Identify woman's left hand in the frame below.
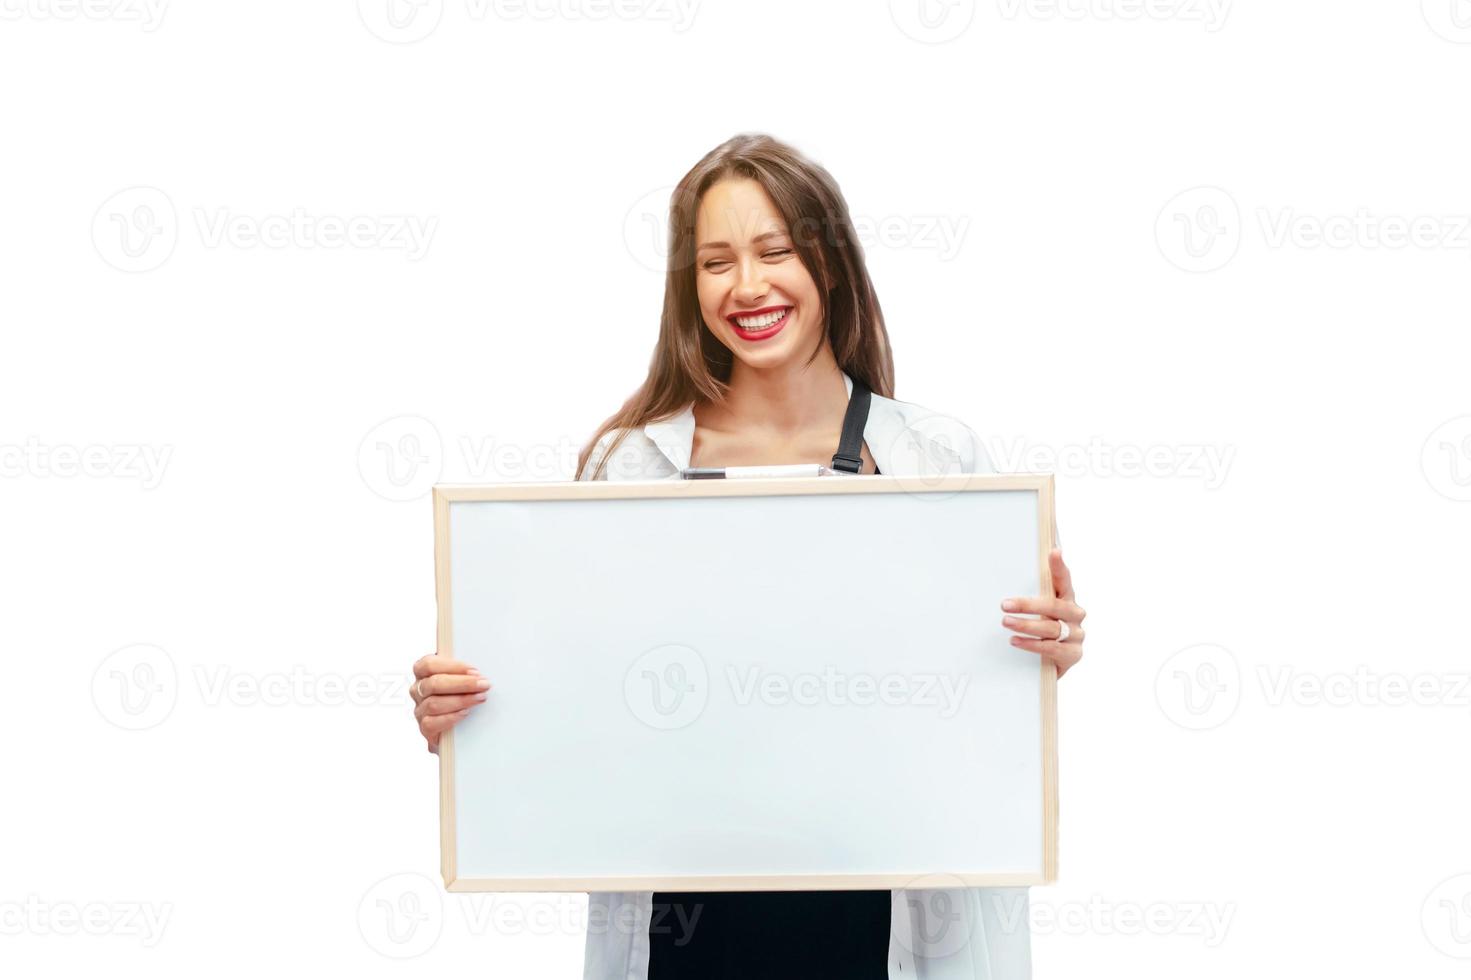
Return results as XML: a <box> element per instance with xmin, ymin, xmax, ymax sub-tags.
<box><xmin>1000</xmin><ymin>548</ymin><xmax>1085</xmax><ymax>679</ymax></box>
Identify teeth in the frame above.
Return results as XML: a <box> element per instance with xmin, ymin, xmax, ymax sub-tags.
<box><xmin>734</xmin><ymin>308</ymin><xmax>788</xmax><ymax>329</ymax></box>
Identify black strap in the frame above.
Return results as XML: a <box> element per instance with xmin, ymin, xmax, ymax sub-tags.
<box><xmin>830</xmin><ymin>375</ymin><xmax>872</xmax><ymax>474</ymax></box>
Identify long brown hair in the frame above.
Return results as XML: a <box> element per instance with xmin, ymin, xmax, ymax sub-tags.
<box><xmin>576</xmin><ymin>133</ymin><xmax>896</xmax><ymax>480</ymax></box>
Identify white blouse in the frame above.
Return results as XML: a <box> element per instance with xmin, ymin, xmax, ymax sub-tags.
<box><xmin>578</xmin><ymin>371</ymin><xmax>1035</xmax><ymax>980</ymax></box>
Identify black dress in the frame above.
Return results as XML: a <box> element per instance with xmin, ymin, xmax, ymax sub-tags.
<box><xmin>649</xmin><ymin>459</ymin><xmax>889</xmax><ymax>979</ymax></box>
<box><xmin>646</xmin><ymin>889</ymin><xmax>891</xmax><ymax>979</ymax></box>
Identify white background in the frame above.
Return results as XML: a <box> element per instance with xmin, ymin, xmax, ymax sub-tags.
<box><xmin>2</xmin><ymin>1</ymin><xmax>1469</xmax><ymax>977</ymax></box>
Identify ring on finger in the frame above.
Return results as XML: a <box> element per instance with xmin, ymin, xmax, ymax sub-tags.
<box><xmin>414</xmin><ymin>678</ymin><xmax>427</xmax><ymax>699</ymax></box>
<box><xmin>1057</xmin><ymin>620</ymin><xmax>1071</xmax><ymax>642</ymax></box>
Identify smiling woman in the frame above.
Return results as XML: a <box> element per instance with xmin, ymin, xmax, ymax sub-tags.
<box><xmin>410</xmin><ymin>132</ymin><xmax>1086</xmax><ymax>980</ymax></box>
<box><xmin>575</xmin><ymin>133</ymin><xmax>896</xmax><ymax>481</ymax></box>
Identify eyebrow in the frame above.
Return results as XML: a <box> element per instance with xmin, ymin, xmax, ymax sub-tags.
<box><xmin>696</xmin><ymin>229</ymin><xmax>791</xmax><ymax>253</ymax></box>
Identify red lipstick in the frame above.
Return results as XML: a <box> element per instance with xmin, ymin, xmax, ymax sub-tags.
<box><xmin>725</xmin><ymin>305</ymin><xmax>792</xmax><ymax>342</ymax></box>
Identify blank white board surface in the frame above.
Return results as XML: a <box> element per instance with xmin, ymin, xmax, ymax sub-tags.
<box><xmin>434</xmin><ymin>473</ymin><xmax>1057</xmax><ymax>892</ymax></box>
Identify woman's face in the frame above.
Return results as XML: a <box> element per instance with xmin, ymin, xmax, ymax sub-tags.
<box><xmin>693</xmin><ymin>177</ymin><xmax>825</xmax><ymax>371</ymax></box>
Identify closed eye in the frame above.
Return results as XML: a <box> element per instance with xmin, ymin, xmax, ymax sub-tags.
<box><xmin>701</xmin><ymin>249</ymin><xmax>793</xmax><ymax>272</ymax></box>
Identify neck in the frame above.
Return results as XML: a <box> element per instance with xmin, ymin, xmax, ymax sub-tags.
<box><xmin>708</xmin><ymin>343</ymin><xmax>848</xmax><ymax>437</ymax></box>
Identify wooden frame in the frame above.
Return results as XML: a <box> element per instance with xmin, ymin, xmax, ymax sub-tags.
<box><xmin>434</xmin><ymin>472</ymin><xmax>1057</xmax><ymax>892</ymax></box>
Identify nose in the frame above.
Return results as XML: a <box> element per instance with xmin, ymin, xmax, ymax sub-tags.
<box><xmin>731</xmin><ymin>255</ymin><xmax>769</xmax><ymax>304</ymax></box>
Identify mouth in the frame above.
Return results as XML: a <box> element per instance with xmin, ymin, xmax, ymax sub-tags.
<box><xmin>725</xmin><ymin>305</ymin><xmax>792</xmax><ymax>342</ymax></box>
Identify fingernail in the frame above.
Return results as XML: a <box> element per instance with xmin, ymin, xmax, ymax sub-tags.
<box><xmin>468</xmin><ymin>667</ymin><xmax>481</xmax><ymax>675</ymax></box>
<box><xmin>1001</xmin><ymin>599</ymin><xmax>1018</xmax><ymax>611</ymax></box>
<box><xmin>475</xmin><ymin>678</ymin><xmax>491</xmax><ymax>689</ymax></box>
<box><xmin>1010</xmin><ymin>636</ymin><xmax>1022</xmax><ymax>645</ymax></box>
<box><xmin>1002</xmin><ymin>616</ymin><xmax>1016</xmax><ymax>627</ymax></box>
<box><xmin>473</xmin><ymin>693</ymin><xmax>488</xmax><ymax>702</ymax></box>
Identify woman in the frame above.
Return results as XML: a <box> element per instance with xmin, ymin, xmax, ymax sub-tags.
<box><xmin>410</xmin><ymin>133</ymin><xmax>1086</xmax><ymax>979</ymax></box>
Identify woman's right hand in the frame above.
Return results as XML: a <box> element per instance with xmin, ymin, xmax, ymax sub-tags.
<box><xmin>411</xmin><ymin>654</ymin><xmax>492</xmax><ymax>754</ymax></box>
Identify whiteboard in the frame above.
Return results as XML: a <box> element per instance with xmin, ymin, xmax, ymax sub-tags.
<box><xmin>433</xmin><ymin>473</ymin><xmax>1057</xmax><ymax>892</ymax></box>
